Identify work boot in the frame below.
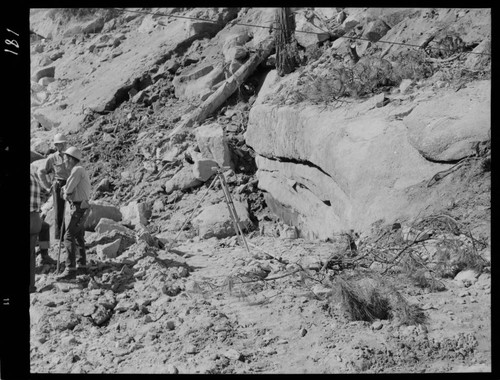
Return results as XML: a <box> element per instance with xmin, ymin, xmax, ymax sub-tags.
<box><xmin>56</xmin><ymin>268</ymin><xmax>76</xmax><ymax>281</ymax></box>
<box><xmin>40</xmin><ymin>250</ymin><xmax>57</xmax><ymax>265</ymax></box>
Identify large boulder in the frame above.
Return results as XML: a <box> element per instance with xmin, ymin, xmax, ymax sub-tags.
<box><xmin>96</xmin><ymin>238</ymin><xmax>121</xmax><ymax>260</ymax></box>
<box><xmin>31</xmin><ymin>66</ymin><xmax>55</xmax><ymax>82</ymax></box>
<box><xmin>31</xmin><ymin>106</ymin><xmax>66</xmax><ymax>131</ymax></box>
<box><xmin>222</xmin><ymin>31</ymin><xmax>251</xmax><ymax>57</ymax></box>
<box><xmin>120</xmin><ymin>200</ymin><xmax>153</xmax><ymax>228</ymax></box>
<box><xmin>363</xmin><ymin>19</ymin><xmax>391</xmax><ymax>42</ymax></box>
<box><xmin>85</xmin><ymin>201</ymin><xmax>122</xmax><ymax>231</ymax></box>
<box><xmin>191</xmin><ymin>200</ymin><xmax>253</xmax><ymax>239</ymax></box>
<box><xmin>63</xmin><ymin>17</ymin><xmax>105</xmax><ymax>37</ymax></box>
<box><xmin>405</xmin><ymin>81</ymin><xmax>490</xmax><ymax>162</ymax></box>
<box><xmin>294</xmin><ymin>9</ymin><xmax>331</xmax><ymax>49</ymax></box>
<box><xmin>172</xmin><ymin>64</ymin><xmax>226</xmax><ymax>101</ymax></box>
<box><xmin>464</xmin><ymin>39</ymin><xmax>491</xmax><ymax>71</ymax></box>
<box><xmin>35</xmin><ymin>55</ymin><xmax>53</xmax><ymax>68</ymax></box>
<box><xmin>86</xmin><ymin>229</ymin><xmax>136</xmax><ymax>255</ymax></box>
<box><xmin>244</xmin><ymin>71</ymin><xmax>491</xmax><ymax>239</ymax></box>
<box><xmin>95</xmin><ymin>218</ymin><xmax>134</xmax><ymax>236</ymax></box>
<box><xmin>192</xmin><ymin>158</ymin><xmax>218</xmax><ymax>182</ymax></box>
<box><xmin>164</xmin><ymin>166</ymin><xmax>203</xmax><ymax>194</ymax></box>
<box><xmin>362</xmin><ymin>8</ymin><xmax>421</xmax><ymax>28</ymax></box>
<box><xmin>30</xmin><ymin>131</ymin><xmax>53</xmax><ymax>155</ymax></box>
<box><xmin>184</xmin><ymin>8</ymin><xmax>238</xmax><ymax>37</ymax></box>
<box><xmin>194</xmin><ymin>123</ymin><xmax>233</xmax><ymax>169</ymax></box>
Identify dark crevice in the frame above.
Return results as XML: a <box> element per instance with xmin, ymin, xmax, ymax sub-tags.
<box><xmin>104</xmin><ymin>74</ymin><xmax>154</xmax><ymax>112</ymax></box>
<box><xmin>261</xmin><ymin>154</ymin><xmax>333</xmax><ymax>179</ymax></box>
<box><xmin>421</xmin><ymin>154</ymin><xmax>469</xmax><ymax>165</ymax></box>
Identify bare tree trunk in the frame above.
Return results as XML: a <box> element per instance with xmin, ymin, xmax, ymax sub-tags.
<box><xmin>275</xmin><ymin>7</ymin><xmax>299</xmax><ymax>76</ymax></box>
<box><xmin>168</xmin><ymin>37</ymin><xmax>275</xmax><ymax>138</ymax></box>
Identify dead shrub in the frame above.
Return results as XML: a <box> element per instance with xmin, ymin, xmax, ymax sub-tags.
<box><xmin>302</xmin><ymin>69</ymin><xmax>349</xmax><ymax>104</ymax></box>
<box><xmin>425</xmin><ymin>34</ymin><xmax>465</xmax><ymax>59</ymax></box>
<box><xmin>304</xmin><ymin>44</ymin><xmax>324</xmax><ymax>64</ymax></box>
<box><xmin>392</xmin><ymin>49</ymin><xmax>434</xmax><ymax>82</ymax></box>
<box><xmin>411</xmin><ymin>269</ymin><xmax>446</xmax><ymax>292</ymax></box>
<box><xmin>338</xmin><ymin>278</ymin><xmax>382</xmax><ymax>322</ymax></box>
<box><xmin>389</xmin><ymin>291</ymin><xmax>427</xmax><ymax>326</ymax></box>
<box><xmin>336</xmin><ymin>275</ymin><xmax>425</xmax><ymax>325</ymax></box>
<box><xmin>299</xmin><ymin>56</ymin><xmax>395</xmax><ymax>103</ymax></box>
<box><xmin>350</xmin><ymin>57</ymin><xmax>395</xmax><ymax>97</ymax></box>
<box><xmin>433</xmin><ymin>242</ymin><xmax>486</xmax><ymax>278</ymax></box>
<box><xmin>454</xmin><ymin>247</ymin><xmax>487</xmax><ymax>273</ymax></box>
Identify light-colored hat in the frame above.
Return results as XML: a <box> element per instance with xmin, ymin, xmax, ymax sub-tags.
<box><xmin>53</xmin><ymin>133</ymin><xmax>67</xmax><ymax>144</ymax></box>
<box><xmin>64</xmin><ymin>146</ymin><xmax>82</xmax><ymax>161</ymax></box>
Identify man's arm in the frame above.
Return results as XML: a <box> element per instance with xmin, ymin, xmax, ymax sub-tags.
<box><xmin>38</xmin><ymin>155</ymin><xmax>54</xmax><ymax>190</ymax></box>
<box><xmin>63</xmin><ymin>167</ymin><xmax>81</xmax><ymax>200</ymax></box>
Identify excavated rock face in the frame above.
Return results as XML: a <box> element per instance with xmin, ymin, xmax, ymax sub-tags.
<box><xmin>246</xmin><ymin>66</ymin><xmax>490</xmax><ymax>240</ymax></box>
<box><xmin>241</xmin><ymin>8</ymin><xmax>491</xmax><ymax>240</ymax></box>
<box><xmin>246</xmin><ymin>79</ymin><xmax>490</xmax><ymax>239</ymax></box>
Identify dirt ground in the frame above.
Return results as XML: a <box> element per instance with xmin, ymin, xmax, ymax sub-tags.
<box><xmin>29</xmin><ymin>158</ymin><xmax>491</xmax><ymax>374</ymax></box>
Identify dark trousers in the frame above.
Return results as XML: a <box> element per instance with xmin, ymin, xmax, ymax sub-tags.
<box><xmin>38</xmin><ymin>220</ymin><xmax>50</xmax><ymax>250</ymax></box>
<box><xmin>30</xmin><ymin>212</ymin><xmax>42</xmax><ymax>291</ymax></box>
<box><xmin>64</xmin><ymin>202</ymin><xmax>89</xmax><ymax>269</ymax></box>
<box><xmin>53</xmin><ymin>180</ymin><xmax>66</xmax><ymax>238</ymax></box>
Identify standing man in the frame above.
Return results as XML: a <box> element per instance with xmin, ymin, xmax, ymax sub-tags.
<box><xmin>57</xmin><ymin>147</ymin><xmax>92</xmax><ymax>280</ymax></box>
<box><xmin>31</xmin><ymin>152</ymin><xmax>56</xmax><ymax>266</ymax></box>
<box><xmin>30</xmin><ymin>170</ymin><xmax>43</xmax><ymax>293</ymax></box>
<box><xmin>38</xmin><ymin>133</ymin><xmax>71</xmax><ymax>240</ymax></box>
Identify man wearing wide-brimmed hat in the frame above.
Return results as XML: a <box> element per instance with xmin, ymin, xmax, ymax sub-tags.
<box><xmin>57</xmin><ymin>146</ymin><xmax>92</xmax><ymax>281</ymax></box>
<box><xmin>38</xmin><ymin>133</ymin><xmax>71</xmax><ymax>240</ymax></box>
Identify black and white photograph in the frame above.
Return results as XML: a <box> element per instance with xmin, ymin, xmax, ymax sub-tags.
<box><xmin>2</xmin><ymin>6</ymin><xmax>494</xmax><ymax>376</ymax></box>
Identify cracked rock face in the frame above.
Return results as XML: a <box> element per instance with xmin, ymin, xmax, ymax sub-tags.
<box><xmin>246</xmin><ymin>79</ymin><xmax>490</xmax><ymax>239</ymax></box>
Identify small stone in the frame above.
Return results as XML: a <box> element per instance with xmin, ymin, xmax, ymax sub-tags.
<box><xmin>185</xmin><ymin>344</ymin><xmax>198</xmax><ymax>354</ymax></box>
<box><xmin>371</xmin><ymin>321</ymin><xmax>383</xmax><ymax>330</ymax></box>
<box><xmin>399</xmin><ymin>79</ymin><xmax>413</xmax><ymax>94</ymax></box>
<box><xmin>222</xmin><ymin>348</ymin><xmax>242</xmax><ymax>361</ymax></box>
<box><xmin>459</xmin><ymin>291</ymin><xmax>469</xmax><ymax>297</ymax></box>
<box><xmin>262</xmin><ymin>347</ymin><xmax>277</xmax><ymax>355</ymax></box>
<box><xmin>61</xmin><ymin>335</ymin><xmax>76</xmax><ymax>346</ymax></box>
<box><xmin>300</xmin><ymin>328</ymin><xmax>308</xmax><ymax>337</ymax></box>
<box><xmin>177</xmin><ymin>266</ymin><xmax>189</xmax><ymax>278</ymax></box>
<box><xmin>454</xmin><ymin>269</ymin><xmax>479</xmax><ymax>287</ymax></box>
<box><xmin>421</xmin><ymin>303</ymin><xmax>434</xmax><ymax>310</ymax></box>
<box><xmin>312</xmin><ymin>284</ymin><xmax>333</xmax><ymax>298</ymax></box>
<box><xmin>166</xmin><ymin>320</ymin><xmax>175</xmax><ymax>330</ymax></box>
<box><xmin>165</xmin><ymin>364</ymin><xmax>179</xmax><ymax>374</ymax></box>
<box><xmin>75</xmin><ymin>302</ymin><xmax>97</xmax><ymax>316</ymax></box>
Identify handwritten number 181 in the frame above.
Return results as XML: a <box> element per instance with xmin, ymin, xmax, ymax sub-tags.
<box><xmin>5</xmin><ymin>28</ymin><xmax>19</xmax><ymax>55</ymax></box>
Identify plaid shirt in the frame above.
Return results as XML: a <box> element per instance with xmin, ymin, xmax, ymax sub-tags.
<box><xmin>30</xmin><ymin>170</ymin><xmax>42</xmax><ymax>213</ymax></box>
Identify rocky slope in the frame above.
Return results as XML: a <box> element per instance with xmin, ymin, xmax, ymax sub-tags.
<box><xmin>29</xmin><ymin>7</ymin><xmax>491</xmax><ymax>374</ymax></box>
